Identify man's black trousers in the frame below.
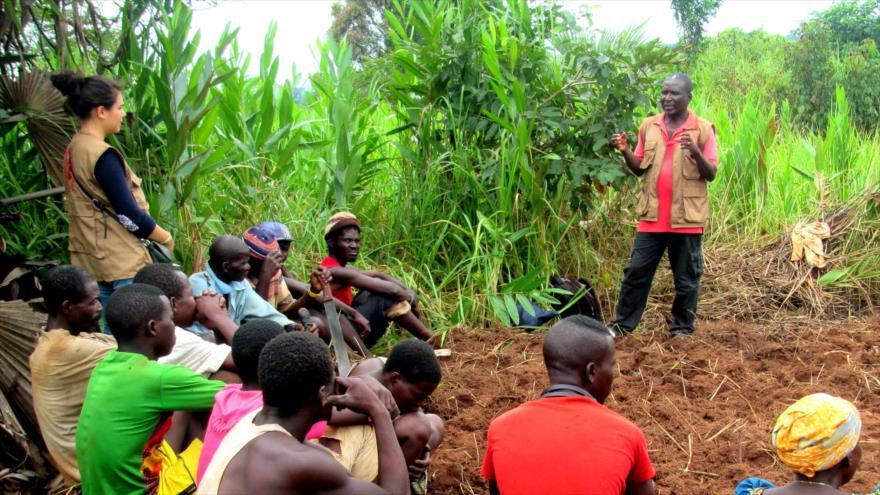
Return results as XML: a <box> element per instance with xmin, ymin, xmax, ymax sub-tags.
<box><xmin>612</xmin><ymin>232</ymin><xmax>704</xmax><ymax>334</ymax></box>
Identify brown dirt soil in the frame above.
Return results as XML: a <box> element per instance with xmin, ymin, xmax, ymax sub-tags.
<box><xmin>426</xmin><ymin>316</ymin><xmax>880</xmax><ymax>495</ymax></box>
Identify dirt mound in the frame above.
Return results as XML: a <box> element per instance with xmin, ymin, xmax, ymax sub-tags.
<box><xmin>428</xmin><ymin>317</ymin><xmax>880</xmax><ymax>494</ymax></box>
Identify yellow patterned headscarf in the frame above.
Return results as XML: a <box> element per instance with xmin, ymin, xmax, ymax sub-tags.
<box><xmin>771</xmin><ymin>393</ymin><xmax>861</xmax><ymax>477</ymax></box>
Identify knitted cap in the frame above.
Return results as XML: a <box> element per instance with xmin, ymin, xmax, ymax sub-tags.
<box><xmin>242</xmin><ymin>226</ymin><xmax>279</xmax><ymax>260</ymax></box>
<box><xmin>324</xmin><ymin>211</ymin><xmax>360</xmax><ymax>239</ymax></box>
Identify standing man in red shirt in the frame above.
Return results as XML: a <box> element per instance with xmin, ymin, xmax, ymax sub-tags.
<box><xmin>481</xmin><ymin>315</ymin><xmax>656</xmax><ymax>495</ymax></box>
<box><xmin>610</xmin><ymin>73</ymin><xmax>719</xmax><ymax>337</ymax></box>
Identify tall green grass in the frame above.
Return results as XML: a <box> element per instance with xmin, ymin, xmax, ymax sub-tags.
<box><xmin>691</xmin><ymin>88</ymin><xmax>880</xmax><ymax>299</ymax></box>
<box><xmin>693</xmin><ymin>89</ymin><xmax>879</xmax><ymax>235</ymax></box>
<box><xmin>1</xmin><ymin>1</ymin><xmax>878</xmax><ymax>335</ymax></box>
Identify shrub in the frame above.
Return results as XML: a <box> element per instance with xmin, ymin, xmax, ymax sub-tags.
<box><xmin>691</xmin><ymin>29</ymin><xmax>791</xmax><ymax>109</ymax></box>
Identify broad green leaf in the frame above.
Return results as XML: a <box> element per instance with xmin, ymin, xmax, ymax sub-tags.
<box><xmin>488</xmin><ymin>296</ymin><xmax>512</xmax><ymax>327</ymax></box>
<box><xmin>818</xmin><ymin>269</ymin><xmax>849</xmax><ymax>286</ymax></box>
<box><xmin>516</xmin><ymin>293</ymin><xmax>535</xmax><ymax>316</ymax></box>
<box><xmin>503</xmin><ymin>294</ymin><xmax>519</xmax><ymax>326</ymax></box>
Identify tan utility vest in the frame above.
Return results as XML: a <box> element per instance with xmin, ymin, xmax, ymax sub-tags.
<box><xmin>64</xmin><ymin>132</ymin><xmax>150</xmax><ymax>282</ymax></box>
<box><xmin>636</xmin><ymin>112</ymin><xmax>715</xmax><ymax>229</ymax></box>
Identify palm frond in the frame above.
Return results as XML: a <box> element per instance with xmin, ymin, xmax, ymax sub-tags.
<box><xmin>0</xmin><ymin>71</ymin><xmax>75</xmax><ymax>186</ymax></box>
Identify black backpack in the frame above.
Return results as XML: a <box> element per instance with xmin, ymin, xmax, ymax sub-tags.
<box><xmin>549</xmin><ymin>275</ymin><xmax>603</xmax><ymax>323</ymax></box>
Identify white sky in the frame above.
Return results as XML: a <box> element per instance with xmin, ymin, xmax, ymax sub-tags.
<box><xmin>189</xmin><ymin>0</ymin><xmax>835</xmax><ymax>81</ymax></box>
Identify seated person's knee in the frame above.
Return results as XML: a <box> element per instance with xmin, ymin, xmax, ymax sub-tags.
<box><xmin>394</xmin><ymin>412</ymin><xmax>432</xmax><ymax>447</ymax></box>
<box><xmin>308</xmin><ymin>314</ymin><xmax>331</xmax><ymax>341</ymax></box>
<box><xmin>425</xmin><ymin>413</ymin><xmax>445</xmax><ymax>448</ymax></box>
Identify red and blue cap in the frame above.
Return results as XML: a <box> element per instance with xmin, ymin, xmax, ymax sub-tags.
<box><xmin>241</xmin><ymin>226</ymin><xmax>279</xmax><ymax>260</ymax></box>
<box><xmin>258</xmin><ymin>221</ymin><xmax>292</xmax><ymax>242</ymax></box>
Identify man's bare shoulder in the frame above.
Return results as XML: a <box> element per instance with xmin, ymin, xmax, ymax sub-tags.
<box><xmin>246</xmin><ymin>431</ymin><xmax>348</xmax><ymax>471</ymax></box>
<box><xmin>351</xmin><ymin>357</ymin><xmax>385</xmax><ymax>376</ymax></box>
<box><xmin>226</xmin><ymin>431</ymin><xmax>353</xmax><ymax>493</ymax></box>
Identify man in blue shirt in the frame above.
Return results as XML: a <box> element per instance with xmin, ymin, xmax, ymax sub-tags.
<box><xmin>189</xmin><ymin>236</ymin><xmax>295</xmax><ymax>338</ymax></box>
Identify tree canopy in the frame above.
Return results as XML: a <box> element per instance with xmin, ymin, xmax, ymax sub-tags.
<box><xmin>329</xmin><ymin>0</ymin><xmax>392</xmax><ymax>67</ymax></box>
<box><xmin>670</xmin><ymin>0</ymin><xmax>722</xmax><ymax>53</ymax></box>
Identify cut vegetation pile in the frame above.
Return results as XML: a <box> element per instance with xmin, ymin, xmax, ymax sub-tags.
<box><xmin>627</xmin><ymin>189</ymin><xmax>880</xmax><ymax>329</ymax></box>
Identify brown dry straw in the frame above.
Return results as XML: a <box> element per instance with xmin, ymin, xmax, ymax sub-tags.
<box><xmin>641</xmin><ymin>188</ymin><xmax>879</xmax><ymax>325</ymax></box>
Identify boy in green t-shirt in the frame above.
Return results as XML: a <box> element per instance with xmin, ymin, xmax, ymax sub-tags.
<box><xmin>76</xmin><ymin>283</ymin><xmax>224</xmax><ymax>495</ymax></box>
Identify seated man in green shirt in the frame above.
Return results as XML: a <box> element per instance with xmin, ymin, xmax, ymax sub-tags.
<box><xmin>76</xmin><ymin>284</ymin><xmax>225</xmax><ymax>495</ymax></box>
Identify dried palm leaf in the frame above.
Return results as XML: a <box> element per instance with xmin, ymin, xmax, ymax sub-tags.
<box><xmin>0</xmin><ymin>300</ymin><xmax>67</xmax><ymax>489</ymax></box>
<box><xmin>0</xmin><ymin>70</ymin><xmax>75</xmax><ymax>186</ymax></box>
<box><xmin>0</xmin><ymin>299</ymin><xmax>44</xmax><ymax>432</ymax></box>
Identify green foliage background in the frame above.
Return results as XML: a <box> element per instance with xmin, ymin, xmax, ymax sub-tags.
<box><xmin>1</xmin><ymin>0</ymin><xmax>878</xmax><ymax>336</ymax></box>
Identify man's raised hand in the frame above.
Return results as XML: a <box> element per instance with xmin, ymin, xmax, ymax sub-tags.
<box><xmin>201</xmin><ymin>290</ymin><xmax>226</xmax><ymax>309</ymax></box>
<box><xmin>358</xmin><ymin>375</ymin><xmax>399</xmax><ymax>418</ymax></box>
<box><xmin>680</xmin><ymin>132</ymin><xmax>700</xmax><ymax>157</ymax></box>
<box><xmin>195</xmin><ymin>292</ymin><xmax>227</xmax><ymax>328</ymax></box>
<box><xmin>327</xmin><ymin>376</ymin><xmax>387</xmax><ymax>416</ymax></box>
<box><xmin>261</xmin><ymin>250</ymin><xmax>285</xmax><ymax>277</ymax></box>
<box><xmin>611</xmin><ymin>132</ymin><xmax>630</xmax><ymax>152</ymax></box>
<box><xmin>310</xmin><ymin>266</ymin><xmax>332</xmax><ymax>302</ymax></box>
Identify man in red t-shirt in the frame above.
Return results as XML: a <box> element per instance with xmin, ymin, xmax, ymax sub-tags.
<box><xmin>610</xmin><ymin>72</ymin><xmax>719</xmax><ymax>337</ymax></box>
<box><xmin>481</xmin><ymin>315</ymin><xmax>656</xmax><ymax>495</ymax></box>
<box><xmin>320</xmin><ymin>211</ymin><xmax>435</xmax><ymax>348</ymax></box>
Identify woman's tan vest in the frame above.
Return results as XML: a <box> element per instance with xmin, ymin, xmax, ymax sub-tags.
<box><xmin>636</xmin><ymin>112</ymin><xmax>715</xmax><ymax>229</ymax></box>
<box><xmin>64</xmin><ymin>132</ymin><xmax>150</xmax><ymax>282</ymax></box>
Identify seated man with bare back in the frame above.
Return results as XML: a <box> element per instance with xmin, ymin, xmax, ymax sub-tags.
<box><xmin>320</xmin><ymin>211</ymin><xmax>435</xmax><ymax>348</ymax></box>
<box><xmin>316</xmin><ymin>339</ymin><xmax>444</xmax><ymax>493</ymax></box>
<box><xmin>197</xmin><ymin>332</ymin><xmax>410</xmax><ymax>495</ymax></box>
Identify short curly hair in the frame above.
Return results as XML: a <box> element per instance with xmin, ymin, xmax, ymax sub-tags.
<box><xmin>43</xmin><ymin>265</ymin><xmax>95</xmax><ymax>316</ymax></box>
<box><xmin>133</xmin><ymin>263</ymin><xmax>186</xmax><ymax>299</ymax></box>
<box><xmin>232</xmin><ymin>319</ymin><xmax>284</xmax><ymax>384</ymax></box>
<box><xmin>106</xmin><ymin>284</ymin><xmax>167</xmax><ymax>342</ymax></box>
<box><xmin>383</xmin><ymin>339</ymin><xmax>441</xmax><ymax>385</ymax></box>
<box><xmin>259</xmin><ymin>332</ymin><xmax>334</xmax><ymax>413</ymax></box>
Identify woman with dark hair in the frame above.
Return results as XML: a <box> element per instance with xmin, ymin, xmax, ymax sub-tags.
<box><xmin>51</xmin><ymin>72</ymin><xmax>174</xmax><ymax>316</ymax></box>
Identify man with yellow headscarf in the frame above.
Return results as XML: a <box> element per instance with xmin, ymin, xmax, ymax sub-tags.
<box><xmin>735</xmin><ymin>393</ymin><xmax>879</xmax><ymax>495</ymax></box>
